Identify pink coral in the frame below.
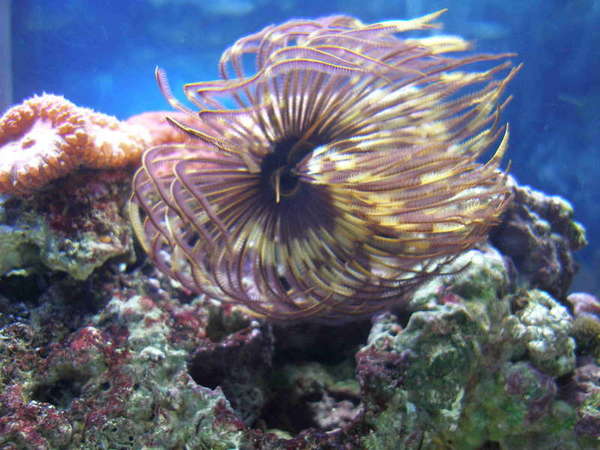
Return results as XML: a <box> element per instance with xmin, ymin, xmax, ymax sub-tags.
<box><xmin>125</xmin><ymin>110</ymin><xmax>200</xmax><ymax>146</ymax></box>
<box><xmin>0</xmin><ymin>94</ymin><xmax>150</xmax><ymax>196</ymax></box>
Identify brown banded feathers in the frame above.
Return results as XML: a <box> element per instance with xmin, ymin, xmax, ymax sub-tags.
<box><xmin>129</xmin><ymin>10</ymin><xmax>521</xmax><ymax>321</ymax></box>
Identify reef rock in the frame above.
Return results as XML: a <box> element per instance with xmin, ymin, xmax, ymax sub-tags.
<box><xmin>491</xmin><ymin>177</ymin><xmax>587</xmax><ymax>299</ymax></box>
<box><xmin>355</xmin><ymin>246</ymin><xmax>589</xmax><ymax>449</ymax></box>
<box><xmin>0</xmin><ymin>171</ymin><xmax>133</xmax><ymax>280</ymax></box>
<box><xmin>0</xmin><ymin>101</ymin><xmax>595</xmax><ymax>449</ymax></box>
<box><xmin>0</xmin><ymin>291</ymin><xmax>255</xmax><ymax>448</ymax></box>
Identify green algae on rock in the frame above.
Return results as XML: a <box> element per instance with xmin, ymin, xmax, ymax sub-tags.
<box><xmin>0</xmin><ymin>171</ymin><xmax>133</xmax><ymax>281</ymax></box>
<box><xmin>356</xmin><ymin>246</ymin><xmax>587</xmax><ymax>449</ymax></box>
<box><xmin>508</xmin><ymin>289</ymin><xmax>576</xmax><ymax>377</ymax></box>
<box><xmin>0</xmin><ymin>87</ymin><xmax>593</xmax><ymax>449</ymax></box>
<box><xmin>0</xmin><ymin>294</ymin><xmax>249</xmax><ymax>449</ymax></box>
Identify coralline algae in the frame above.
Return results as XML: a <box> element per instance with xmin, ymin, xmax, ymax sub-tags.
<box><xmin>0</xmin><ymin>143</ymin><xmax>597</xmax><ymax>448</ymax></box>
<box><xmin>0</xmin><ymin>170</ymin><xmax>133</xmax><ymax>281</ymax></box>
<box><xmin>357</xmin><ymin>247</ymin><xmax>586</xmax><ymax>449</ymax></box>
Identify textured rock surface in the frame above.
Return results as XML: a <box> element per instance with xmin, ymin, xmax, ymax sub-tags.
<box><xmin>0</xmin><ymin>166</ymin><xmax>595</xmax><ymax>447</ymax></box>
<box><xmin>491</xmin><ymin>177</ymin><xmax>587</xmax><ymax>299</ymax></box>
<box><xmin>568</xmin><ymin>292</ymin><xmax>600</xmax><ymax>360</ymax></box>
<box><xmin>0</xmin><ymin>291</ymin><xmax>249</xmax><ymax>448</ymax></box>
<box><xmin>356</xmin><ymin>247</ymin><xmax>586</xmax><ymax>449</ymax></box>
<box><xmin>0</xmin><ymin>170</ymin><xmax>133</xmax><ymax>280</ymax></box>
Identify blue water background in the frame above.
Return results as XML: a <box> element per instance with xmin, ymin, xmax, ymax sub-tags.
<box><xmin>9</xmin><ymin>0</ymin><xmax>600</xmax><ymax>295</ymax></box>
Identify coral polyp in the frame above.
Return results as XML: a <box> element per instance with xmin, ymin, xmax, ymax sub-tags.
<box><xmin>0</xmin><ymin>94</ymin><xmax>149</xmax><ymax>196</ymax></box>
<box><xmin>129</xmin><ymin>11</ymin><xmax>521</xmax><ymax>320</ymax></box>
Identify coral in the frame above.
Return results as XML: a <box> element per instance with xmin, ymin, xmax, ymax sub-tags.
<box><xmin>130</xmin><ymin>11</ymin><xmax>521</xmax><ymax>320</ymax></box>
<box><xmin>125</xmin><ymin>110</ymin><xmax>201</xmax><ymax>146</ymax></box>
<box><xmin>0</xmin><ymin>94</ymin><xmax>150</xmax><ymax>196</ymax></box>
<box><xmin>490</xmin><ymin>178</ymin><xmax>587</xmax><ymax>299</ymax></box>
<box><xmin>0</xmin><ymin>96</ymin><xmax>217</xmax><ymax>280</ymax></box>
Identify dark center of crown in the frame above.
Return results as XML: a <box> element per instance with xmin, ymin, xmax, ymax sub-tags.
<box><xmin>260</xmin><ymin>136</ymin><xmax>320</xmax><ymax>203</ymax></box>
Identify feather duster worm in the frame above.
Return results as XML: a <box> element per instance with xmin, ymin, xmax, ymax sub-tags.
<box><xmin>129</xmin><ymin>10</ymin><xmax>521</xmax><ymax>320</ymax></box>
